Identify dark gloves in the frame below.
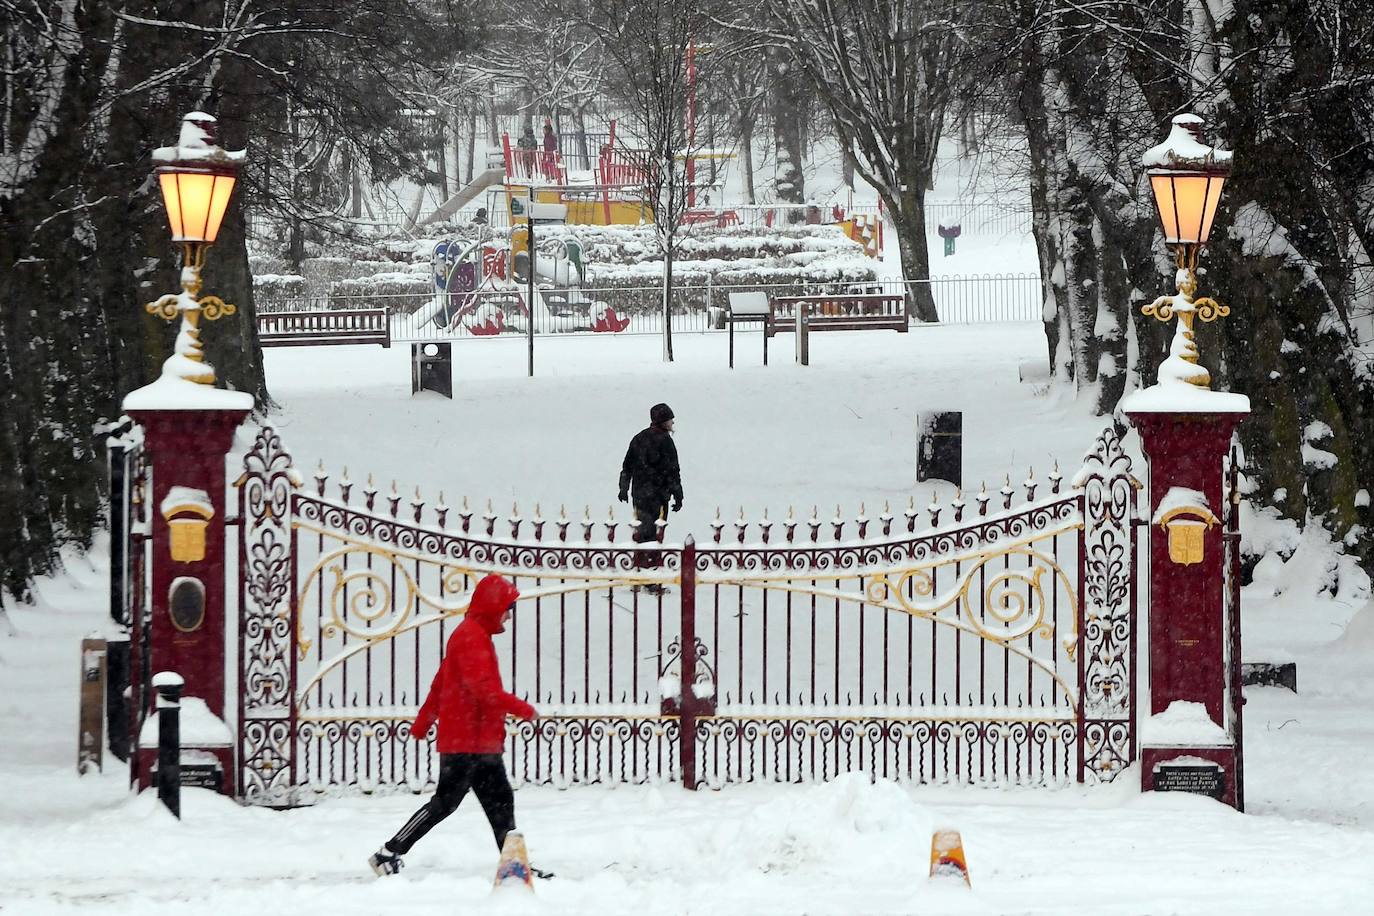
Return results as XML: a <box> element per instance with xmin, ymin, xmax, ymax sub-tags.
<box><xmin>618</xmin><ymin>490</ymin><xmax>629</xmax><ymax>503</ymax></box>
<box><xmin>671</xmin><ymin>497</ymin><xmax>683</xmax><ymax>513</ymax></box>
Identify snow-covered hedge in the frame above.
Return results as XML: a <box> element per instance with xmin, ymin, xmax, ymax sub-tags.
<box><xmin>329</xmin><ymin>273</ymin><xmax>432</xmax><ymax>313</ymax></box>
<box><xmin>253</xmin><ymin>274</ymin><xmax>306</xmax><ymax>308</ymax></box>
<box><xmin>252</xmin><ymin>224</ymin><xmax>876</xmax><ymax>314</ymax></box>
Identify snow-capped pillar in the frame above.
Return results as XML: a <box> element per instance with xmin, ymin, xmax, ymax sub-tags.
<box><xmin>125</xmin><ymin>384</ymin><xmax>252</xmax><ymax>796</ymax></box>
<box><xmin>1125</xmin><ymin>385</ymin><xmax>1249</xmax><ymax>809</ymax></box>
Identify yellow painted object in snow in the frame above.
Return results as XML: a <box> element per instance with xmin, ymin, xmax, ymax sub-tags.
<box><xmin>493</xmin><ymin>831</ymin><xmax>534</xmax><ymax>891</ymax></box>
<box><xmin>503</xmin><ymin>185</ymin><xmax>650</xmax><ymax>227</ymax></box>
<box><xmin>839</xmin><ymin>215</ymin><xmax>883</xmax><ymax>258</ymax></box>
<box><xmin>929</xmin><ymin>828</ymin><xmax>971</xmax><ymax>886</ymax></box>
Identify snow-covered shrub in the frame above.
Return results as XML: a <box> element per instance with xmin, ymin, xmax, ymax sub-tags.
<box><xmin>252</xmin><ymin>274</ymin><xmax>306</xmax><ymax>309</ymax></box>
<box><xmin>331</xmin><ymin>272</ymin><xmax>432</xmax><ymax>313</ymax></box>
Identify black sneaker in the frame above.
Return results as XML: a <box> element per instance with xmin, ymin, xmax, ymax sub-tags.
<box><xmin>369</xmin><ymin>846</ymin><xmax>404</xmax><ymax>876</ymax></box>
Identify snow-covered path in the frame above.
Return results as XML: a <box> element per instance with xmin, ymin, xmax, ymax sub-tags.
<box><xmin>254</xmin><ymin>324</ymin><xmax>1085</xmax><ymax>540</ymax></box>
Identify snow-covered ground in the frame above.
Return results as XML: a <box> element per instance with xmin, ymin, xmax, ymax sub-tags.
<box><xmin>4</xmin><ymin>324</ymin><xmax>1372</xmax><ymax>914</ymax></box>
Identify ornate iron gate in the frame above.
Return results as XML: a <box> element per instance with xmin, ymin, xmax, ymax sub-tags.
<box><xmin>235</xmin><ymin>424</ymin><xmax>1140</xmax><ymax>804</ymax></box>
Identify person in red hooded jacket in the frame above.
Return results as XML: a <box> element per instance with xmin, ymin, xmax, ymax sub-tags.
<box><xmin>369</xmin><ymin>574</ymin><xmax>539</xmax><ymax>876</ymax></box>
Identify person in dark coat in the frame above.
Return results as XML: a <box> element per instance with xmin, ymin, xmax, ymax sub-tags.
<box><xmin>540</xmin><ymin>120</ymin><xmax>559</xmax><ymax>179</ymax></box>
<box><xmin>618</xmin><ymin>403</ymin><xmax>683</xmax><ymax>582</ymax></box>
<box><xmin>369</xmin><ymin>574</ymin><xmax>541</xmax><ymax>877</ymax></box>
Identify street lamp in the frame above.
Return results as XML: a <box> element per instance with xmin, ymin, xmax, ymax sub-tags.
<box><xmin>1142</xmin><ymin>113</ymin><xmax>1233</xmax><ymax>389</ymax></box>
<box><xmin>146</xmin><ymin>112</ymin><xmax>246</xmax><ymax>386</ymax></box>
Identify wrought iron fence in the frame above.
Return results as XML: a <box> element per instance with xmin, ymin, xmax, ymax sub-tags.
<box><xmin>255</xmin><ymin>274</ymin><xmax>1043</xmax><ymax>344</ymax></box>
<box><xmin>234</xmin><ymin>423</ymin><xmax>1138</xmax><ymax>804</ymax></box>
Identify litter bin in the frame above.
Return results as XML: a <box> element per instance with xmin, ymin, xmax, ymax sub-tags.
<box><xmin>412</xmin><ymin>342</ymin><xmax>453</xmax><ymax>399</ymax></box>
<box><xmin>916</xmin><ymin>411</ymin><xmax>962</xmax><ymax>486</ymax></box>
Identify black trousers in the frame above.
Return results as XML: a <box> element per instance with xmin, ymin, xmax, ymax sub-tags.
<box><xmin>386</xmin><ymin>753</ymin><xmax>515</xmax><ymax>854</ymax></box>
<box><xmin>632</xmin><ymin>501</ymin><xmax>666</xmax><ymax>570</ymax></box>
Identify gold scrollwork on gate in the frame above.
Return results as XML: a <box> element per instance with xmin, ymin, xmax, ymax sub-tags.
<box><xmin>864</xmin><ymin>548</ymin><xmax>1063</xmax><ymax>645</ymax></box>
<box><xmin>700</xmin><ymin>525</ymin><xmax>1082</xmax><ymax>702</ymax></box>
<box><xmin>295</xmin><ymin>542</ymin><xmax>478</xmax><ymax>654</ymax></box>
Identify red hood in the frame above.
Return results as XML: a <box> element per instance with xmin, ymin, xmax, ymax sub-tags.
<box><xmin>466</xmin><ymin>574</ymin><xmax>520</xmax><ymax>633</ymax></box>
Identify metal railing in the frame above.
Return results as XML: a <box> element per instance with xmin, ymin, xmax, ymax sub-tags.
<box><xmin>255</xmin><ymin>274</ymin><xmax>1042</xmax><ymax>343</ymax></box>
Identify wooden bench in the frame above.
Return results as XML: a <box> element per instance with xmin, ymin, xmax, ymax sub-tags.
<box><xmin>766</xmin><ymin>294</ymin><xmax>908</xmax><ymax>337</ymax></box>
<box><xmin>257</xmin><ymin>308</ymin><xmax>391</xmax><ymax>348</ymax></box>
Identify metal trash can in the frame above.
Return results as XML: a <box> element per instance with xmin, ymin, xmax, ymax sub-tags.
<box><xmin>916</xmin><ymin>411</ymin><xmax>962</xmax><ymax>486</ymax></box>
<box><xmin>411</xmin><ymin>342</ymin><xmax>453</xmax><ymax>399</ymax></box>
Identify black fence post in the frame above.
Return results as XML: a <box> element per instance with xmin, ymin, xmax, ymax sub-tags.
<box><xmin>153</xmin><ymin>672</ymin><xmax>183</xmax><ymax>819</ymax></box>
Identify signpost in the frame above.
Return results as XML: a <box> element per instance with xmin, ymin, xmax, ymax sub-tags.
<box><xmin>521</xmin><ymin>200</ymin><xmax>568</xmax><ymax>378</ymax></box>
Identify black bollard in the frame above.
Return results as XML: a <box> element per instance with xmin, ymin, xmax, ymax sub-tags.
<box><xmin>153</xmin><ymin>671</ymin><xmax>183</xmax><ymax>819</ymax></box>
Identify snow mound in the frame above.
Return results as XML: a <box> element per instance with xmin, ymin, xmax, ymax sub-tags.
<box><xmin>723</xmin><ymin>775</ymin><xmax>932</xmax><ymax>874</ymax></box>
<box><xmin>1333</xmin><ymin>599</ymin><xmax>1374</xmax><ymax>655</ymax></box>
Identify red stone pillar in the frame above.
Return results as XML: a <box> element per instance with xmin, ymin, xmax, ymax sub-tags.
<box><xmin>1126</xmin><ymin>392</ymin><xmax>1248</xmax><ymax>808</ymax></box>
<box><xmin>125</xmin><ymin>393</ymin><xmax>251</xmax><ymax>795</ymax></box>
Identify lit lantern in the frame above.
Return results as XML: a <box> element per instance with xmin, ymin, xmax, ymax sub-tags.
<box><xmin>153</xmin><ymin>112</ymin><xmax>244</xmax><ymax>246</ymax></box>
<box><xmin>143</xmin><ymin>113</ymin><xmax>247</xmax><ymax>388</ymax></box>
<box><xmin>1139</xmin><ymin>114</ymin><xmax>1235</xmax><ymax>390</ymax></box>
<box><xmin>1144</xmin><ymin>114</ymin><xmax>1232</xmax><ymax>249</ymax></box>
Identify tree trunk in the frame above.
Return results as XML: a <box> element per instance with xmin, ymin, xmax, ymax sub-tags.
<box><xmin>574</xmin><ymin>105</ymin><xmax>591</xmax><ymax>169</ymax></box>
<box><xmin>769</xmin><ymin>51</ymin><xmax>805</xmax><ymax>209</ymax></box>
<box><xmin>738</xmin><ymin>118</ymin><xmax>756</xmax><ymax>204</ymax></box>
<box><xmin>662</xmin><ymin>239</ymin><xmax>675</xmax><ymax>362</ymax></box>
<box><xmin>436</xmin><ymin>117</ymin><xmax>449</xmax><ymax>199</ymax></box>
<box><xmin>464</xmin><ymin>106</ymin><xmax>477</xmax><ymax>185</ymax></box>
<box><xmin>890</xmin><ymin>200</ymin><xmax>939</xmax><ymax>322</ymax></box>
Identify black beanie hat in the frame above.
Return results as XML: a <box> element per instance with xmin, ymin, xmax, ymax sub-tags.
<box><xmin>650</xmin><ymin>403</ymin><xmax>675</xmax><ymax>424</ymax></box>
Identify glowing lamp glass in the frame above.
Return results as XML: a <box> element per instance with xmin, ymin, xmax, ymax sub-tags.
<box><xmin>158</xmin><ymin>169</ymin><xmax>237</xmax><ymax>243</ymax></box>
<box><xmin>1149</xmin><ymin>171</ymin><xmax>1226</xmax><ymax>246</ymax></box>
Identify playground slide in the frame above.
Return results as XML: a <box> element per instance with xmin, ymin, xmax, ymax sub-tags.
<box><xmin>417</xmin><ymin>167</ymin><xmax>505</xmax><ymax>227</ymax></box>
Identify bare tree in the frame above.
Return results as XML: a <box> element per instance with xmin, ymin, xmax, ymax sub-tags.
<box><xmin>580</xmin><ymin>0</ymin><xmax>718</xmax><ymax>361</ymax></box>
<box><xmin>750</xmin><ymin>0</ymin><xmax>971</xmax><ymax>321</ymax></box>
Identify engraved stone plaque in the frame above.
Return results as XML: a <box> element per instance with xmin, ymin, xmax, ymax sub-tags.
<box><xmin>1155</xmin><ymin>764</ymin><xmax>1224</xmax><ymax>800</ymax></box>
